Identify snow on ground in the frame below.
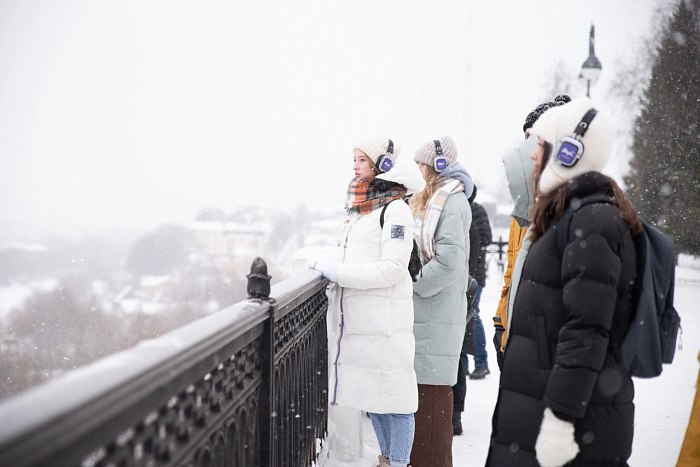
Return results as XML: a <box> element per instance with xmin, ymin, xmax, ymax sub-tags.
<box><xmin>331</xmin><ymin>255</ymin><xmax>699</xmax><ymax>466</ymax></box>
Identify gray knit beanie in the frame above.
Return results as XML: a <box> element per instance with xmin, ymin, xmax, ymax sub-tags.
<box><xmin>414</xmin><ymin>136</ymin><xmax>458</xmax><ymax>168</ymax></box>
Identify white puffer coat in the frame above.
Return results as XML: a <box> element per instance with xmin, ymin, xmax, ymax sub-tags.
<box><xmin>328</xmin><ymin>200</ymin><xmax>419</xmax><ymax>414</ymax></box>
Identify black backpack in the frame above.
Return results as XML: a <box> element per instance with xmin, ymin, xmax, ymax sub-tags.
<box><xmin>556</xmin><ymin>194</ymin><xmax>681</xmax><ymax>378</ymax></box>
<box><xmin>380</xmin><ymin>200</ymin><xmax>422</xmax><ymax>282</ymax></box>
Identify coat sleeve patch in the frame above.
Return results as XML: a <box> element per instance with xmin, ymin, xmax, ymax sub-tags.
<box><xmin>391</xmin><ymin>225</ymin><xmax>405</xmax><ymax>239</ymax></box>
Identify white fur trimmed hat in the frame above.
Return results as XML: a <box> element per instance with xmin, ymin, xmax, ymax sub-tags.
<box><xmin>532</xmin><ymin>97</ymin><xmax>615</xmax><ymax>194</ymax></box>
<box><xmin>354</xmin><ymin>136</ymin><xmax>401</xmax><ymax>173</ymax></box>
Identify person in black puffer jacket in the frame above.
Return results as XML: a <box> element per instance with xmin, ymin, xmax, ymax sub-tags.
<box><xmin>470</xmin><ymin>199</ymin><xmax>492</xmax><ymax>288</ymax></box>
<box><xmin>451</xmin><ymin>190</ymin><xmax>480</xmax><ymax>436</ymax></box>
<box><xmin>486</xmin><ymin>97</ymin><xmax>642</xmax><ymax>467</ymax></box>
<box><xmin>467</xmin><ymin>187</ymin><xmax>493</xmax><ymax>380</ymax></box>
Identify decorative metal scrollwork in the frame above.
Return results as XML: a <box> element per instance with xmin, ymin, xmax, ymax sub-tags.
<box><xmin>0</xmin><ymin>261</ymin><xmax>329</xmax><ymax>467</ymax></box>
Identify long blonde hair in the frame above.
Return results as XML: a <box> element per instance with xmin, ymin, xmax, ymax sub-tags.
<box><xmin>410</xmin><ymin>164</ymin><xmax>440</xmax><ymax>217</ymax></box>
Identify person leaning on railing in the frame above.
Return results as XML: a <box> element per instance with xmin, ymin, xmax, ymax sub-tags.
<box><xmin>308</xmin><ymin>136</ymin><xmax>424</xmax><ymax>467</ymax></box>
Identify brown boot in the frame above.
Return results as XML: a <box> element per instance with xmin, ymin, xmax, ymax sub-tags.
<box><xmin>376</xmin><ymin>454</ymin><xmax>390</xmax><ymax>466</ymax></box>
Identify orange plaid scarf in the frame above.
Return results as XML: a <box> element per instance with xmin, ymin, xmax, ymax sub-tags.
<box><xmin>346</xmin><ymin>178</ymin><xmax>406</xmax><ymax>215</ymax></box>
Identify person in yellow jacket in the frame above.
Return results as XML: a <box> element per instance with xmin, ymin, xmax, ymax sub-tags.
<box><xmin>492</xmin><ymin>95</ymin><xmax>570</xmax><ymax>368</ymax></box>
<box><xmin>677</xmin><ymin>350</ymin><xmax>700</xmax><ymax>466</ymax></box>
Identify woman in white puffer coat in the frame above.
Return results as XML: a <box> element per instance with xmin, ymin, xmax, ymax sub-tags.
<box><xmin>309</xmin><ymin>136</ymin><xmax>425</xmax><ymax>467</ymax></box>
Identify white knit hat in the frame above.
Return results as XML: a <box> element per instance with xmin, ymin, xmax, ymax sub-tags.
<box><xmin>413</xmin><ymin>136</ymin><xmax>458</xmax><ymax>168</ymax></box>
<box><xmin>354</xmin><ymin>136</ymin><xmax>401</xmax><ymax>173</ymax></box>
<box><xmin>531</xmin><ymin>97</ymin><xmax>615</xmax><ymax>194</ymax></box>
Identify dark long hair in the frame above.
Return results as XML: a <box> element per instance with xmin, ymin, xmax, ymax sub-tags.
<box><xmin>529</xmin><ymin>147</ymin><xmax>642</xmax><ymax>242</ymax></box>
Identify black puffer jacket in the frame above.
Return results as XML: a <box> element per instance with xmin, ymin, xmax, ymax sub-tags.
<box><xmin>487</xmin><ymin>172</ymin><xmax>637</xmax><ymax>467</ymax></box>
<box><xmin>469</xmin><ymin>216</ymin><xmax>479</xmax><ymax>279</ymax></box>
<box><xmin>470</xmin><ymin>201</ymin><xmax>492</xmax><ymax>287</ymax></box>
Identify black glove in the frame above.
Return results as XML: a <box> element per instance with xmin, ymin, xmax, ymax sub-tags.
<box><xmin>493</xmin><ymin>325</ymin><xmax>505</xmax><ymax>370</ymax></box>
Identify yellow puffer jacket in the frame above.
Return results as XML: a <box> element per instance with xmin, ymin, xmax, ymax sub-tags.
<box><xmin>493</xmin><ymin>217</ymin><xmax>528</xmax><ymax>352</ymax></box>
<box><xmin>677</xmin><ymin>351</ymin><xmax>700</xmax><ymax>466</ymax></box>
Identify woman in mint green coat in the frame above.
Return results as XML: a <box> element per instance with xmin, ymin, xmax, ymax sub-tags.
<box><xmin>409</xmin><ymin>136</ymin><xmax>473</xmax><ymax>467</ymax></box>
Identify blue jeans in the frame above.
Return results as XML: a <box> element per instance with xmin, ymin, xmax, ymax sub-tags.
<box><xmin>368</xmin><ymin>412</ymin><xmax>415</xmax><ymax>467</ymax></box>
<box><xmin>472</xmin><ymin>286</ymin><xmax>489</xmax><ymax>368</ymax></box>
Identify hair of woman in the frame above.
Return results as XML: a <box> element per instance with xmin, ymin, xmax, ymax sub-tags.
<box><xmin>410</xmin><ymin>165</ymin><xmax>440</xmax><ymax>217</ymax></box>
<box><xmin>529</xmin><ymin>173</ymin><xmax>642</xmax><ymax>242</ymax></box>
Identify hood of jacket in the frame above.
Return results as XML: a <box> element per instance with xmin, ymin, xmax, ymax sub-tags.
<box><xmin>502</xmin><ymin>138</ymin><xmax>536</xmax><ymax>225</ymax></box>
<box><xmin>438</xmin><ymin>161</ymin><xmax>475</xmax><ymax>199</ymax></box>
<box><xmin>376</xmin><ymin>158</ymin><xmax>426</xmax><ymax>195</ymax></box>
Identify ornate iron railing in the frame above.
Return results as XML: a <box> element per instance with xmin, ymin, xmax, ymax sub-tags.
<box><xmin>0</xmin><ymin>259</ymin><xmax>329</xmax><ymax>467</ymax></box>
<box><xmin>487</xmin><ymin>237</ymin><xmax>509</xmax><ymax>272</ymax></box>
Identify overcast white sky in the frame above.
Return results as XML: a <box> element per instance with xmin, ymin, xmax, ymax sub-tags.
<box><xmin>0</xmin><ymin>0</ymin><xmax>666</xmax><ymax>239</ymax></box>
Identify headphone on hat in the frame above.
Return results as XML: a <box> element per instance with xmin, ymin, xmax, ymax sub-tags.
<box><xmin>375</xmin><ymin>139</ymin><xmax>395</xmax><ymax>173</ymax></box>
<box><xmin>433</xmin><ymin>140</ymin><xmax>447</xmax><ymax>172</ymax></box>
<box><xmin>554</xmin><ymin>108</ymin><xmax>598</xmax><ymax>168</ymax></box>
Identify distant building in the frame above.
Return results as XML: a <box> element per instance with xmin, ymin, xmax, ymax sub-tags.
<box><xmin>302</xmin><ymin>216</ymin><xmax>343</xmax><ymax>248</ymax></box>
<box><xmin>190</xmin><ymin>220</ymin><xmax>271</xmax><ymax>260</ymax></box>
<box><xmin>112</xmin><ymin>275</ymin><xmax>173</xmax><ymax>314</ymax></box>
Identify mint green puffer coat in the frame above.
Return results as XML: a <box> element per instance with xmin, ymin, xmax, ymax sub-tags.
<box><xmin>412</xmin><ymin>192</ymin><xmax>472</xmax><ymax>385</ymax></box>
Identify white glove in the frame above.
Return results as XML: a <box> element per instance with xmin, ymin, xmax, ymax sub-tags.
<box><xmin>535</xmin><ymin>407</ymin><xmax>579</xmax><ymax>467</ymax></box>
<box><xmin>307</xmin><ymin>256</ymin><xmax>339</xmax><ymax>283</ymax></box>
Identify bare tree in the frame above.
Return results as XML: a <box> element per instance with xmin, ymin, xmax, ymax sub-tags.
<box><xmin>539</xmin><ymin>59</ymin><xmax>578</xmax><ymax>103</ymax></box>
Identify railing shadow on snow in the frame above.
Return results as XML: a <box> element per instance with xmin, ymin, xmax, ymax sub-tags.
<box><xmin>0</xmin><ymin>258</ymin><xmax>329</xmax><ymax>467</ymax></box>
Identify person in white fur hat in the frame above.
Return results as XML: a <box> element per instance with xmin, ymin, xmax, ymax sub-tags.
<box><xmin>486</xmin><ymin>98</ymin><xmax>643</xmax><ymax>467</ymax></box>
<box><xmin>309</xmin><ymin>136</ymin><xmax>424</xmax><ymax>467</ymax></box>
<box><xmin>533</xmin><ymin>97</ymin><xmax>616</xmax><ymax>195</ymax></box>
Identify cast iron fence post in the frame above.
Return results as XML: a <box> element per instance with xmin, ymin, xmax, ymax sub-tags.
<box><xmin>247</xmin><ymin>257</ymin><xmax>275</xmax><ymax>467</ymax></box>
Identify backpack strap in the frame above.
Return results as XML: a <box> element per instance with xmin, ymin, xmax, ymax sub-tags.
<box><xmin>555</xmin><ymin>193</ymin><xmax>615</xmax><ymax>253</ymax></box>
<box><xmin>379</xmin><ymin>199</ymin><xmax>400</xmax><ymax>229</ymax></box>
